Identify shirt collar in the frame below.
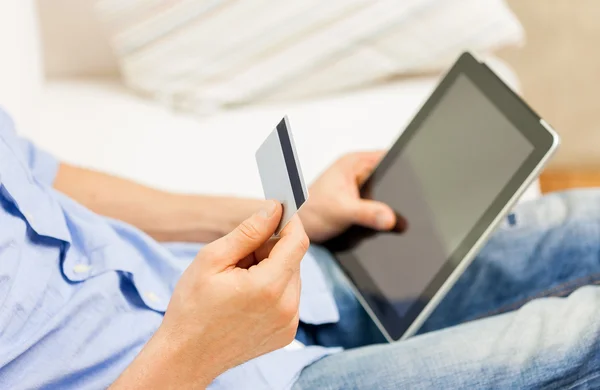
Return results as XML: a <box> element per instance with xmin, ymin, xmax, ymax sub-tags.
<box><xmin>0</xmin><ymin>112</ymin><xmax>71</xmax><ymax>244</ymax></box>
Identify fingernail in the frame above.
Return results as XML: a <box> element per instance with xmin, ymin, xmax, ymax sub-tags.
<box><xmin>258</xmin><ymin>200</ymin><xmax>277</xmax><ymax>218</ymax></box>
<box><xmin>376</xmin><ymin>211</ymin><xmax>394</xmax><ymax>230</ymax></box>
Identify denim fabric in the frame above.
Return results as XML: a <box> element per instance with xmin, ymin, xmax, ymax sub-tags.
<box><xmin>294</xmin><ymin>190</ymin><xmax>600</xmax><ymax>389</ymax></box>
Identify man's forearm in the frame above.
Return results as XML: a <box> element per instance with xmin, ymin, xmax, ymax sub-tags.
<box><xmin>54</xmin><ymin>163</ymin><xmax>265</xmax><ymax>242</ymax></box>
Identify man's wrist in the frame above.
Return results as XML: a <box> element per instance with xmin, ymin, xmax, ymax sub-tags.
<box><xmin>111</xmin><ymin>326</ymin><xmax>220</xmax><ymax>389</ymax></box>
<box><xmin>298</xmin><ymin>203</ymin><xmax>321</xmax><ymax>242</ymax></box>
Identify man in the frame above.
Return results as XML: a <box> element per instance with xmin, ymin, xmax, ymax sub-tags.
<box><xmin>1</xmin><ymin>106</ymin><xmax>600</xmax><ymax>389</ymax></box>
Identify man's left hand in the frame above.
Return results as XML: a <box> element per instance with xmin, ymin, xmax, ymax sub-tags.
<box><xmin>300</xmin><ymin>151</ymin><xmax>396</xmax><ymax>243</ymax></box>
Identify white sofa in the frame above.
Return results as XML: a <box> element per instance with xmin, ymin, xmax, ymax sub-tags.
<box><xmin>0</xmin><ymin>0</ymin><xmax>540</xmax><ymax>201</ymax></box>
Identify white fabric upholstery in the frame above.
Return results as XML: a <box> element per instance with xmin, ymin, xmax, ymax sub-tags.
<box><xmin>0</xmin><ymin>0</ymin><xmax>43</xmax><ymax>132</ymax></box>
<box><xmin>21</xmin><ymin>57</ymin><xmax>540</xmax><ymax>202</ymax></box>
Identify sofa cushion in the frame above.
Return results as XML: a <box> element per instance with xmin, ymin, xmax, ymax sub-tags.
<box><xmin>0</xmin><ymin>0</ymin><xmax>43</xmax><ymax>133</ymax></box>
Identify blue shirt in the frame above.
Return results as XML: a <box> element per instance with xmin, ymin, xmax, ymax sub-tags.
<box><xmin>0</xmin><ymin>109</ymin><xmax>341</xmax><ymax>389</ymax></box>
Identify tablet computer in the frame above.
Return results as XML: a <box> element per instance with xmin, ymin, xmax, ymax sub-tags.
<box><xmin>324</xmin><ymin>52</ymin><xmax>559</xmax><ymax>342</ymax></box>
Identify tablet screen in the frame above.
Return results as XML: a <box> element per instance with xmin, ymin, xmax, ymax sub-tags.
<box><xmin>327</xmin><ymin>73</ymin><xmax>536</xmax><ymax>339</ymax></box>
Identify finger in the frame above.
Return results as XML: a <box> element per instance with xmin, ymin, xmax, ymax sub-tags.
<box><xmin>354</xmin><ymin>151</ymin><xmax>386</xmax><ymax>185</ymax></box>
<box><xmin>278</xmin><ymin>271</ymin><xmax>301</xmax><ymax>320</ymax></box>
<box><xmin>273</xmin><ymin>276</ymin><xmax>301</xmax><ymax>343</ymax></box>
<box><xmin>279</xmin><ymin>260</ymin><xmax>301</xmax><ymax>303</ymax></box>
<box><xmin>237</xmin><ymin>253</ymin><xmax>257</xmax><ymax>269</ymax></box>
<box><xmin>353</xmin><ymin>150</ymin><xmax>385</xmax><ymax>163</ymax></box>
<box><xmin>351</xmin><ymin>199</ymin><xmax>396</xmax><ymax>231</ymax></box>
<box><xmin>252</xmin><ymin>215</ymin><xmax>308</xmax><ymax>284</ymax></box>
<box><xmin>254</xmin><ymin>237</ymin><xmax>279</xmax><ymax>263</ymax></box>
<box><xmin>204</xmin><ymin>200</ymin><xmax>282</xmax><ymax>270</ymax></box>
<box><xmin>272</xmin><ymin>309</ymin><xmax>301</xmax><ymax>349</ymax></box>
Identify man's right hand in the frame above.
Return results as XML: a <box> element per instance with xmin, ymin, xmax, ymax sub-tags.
<box><xmin>111</xmin><ymin>200</ymin><xmax>309</xmax><ymax>389</ymax></box>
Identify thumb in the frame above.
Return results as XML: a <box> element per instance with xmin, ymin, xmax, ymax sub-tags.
<box><xmin>206</xmin><ymin>200</ymin><xmax>282</xmax><ymax>269</ymax></box>
<box><xmin>352</xmin><ymin>199</ymin><xmax>397</xmax><ymax>231</ymax></box>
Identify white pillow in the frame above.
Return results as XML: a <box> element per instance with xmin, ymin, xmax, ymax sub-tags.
<box><xmin>96</xmin><ymin>0</ymin><xmax>523</xmax><ymax>113</ymax></box>
<box><xmin>0</xmin><ymin>0</ymin><xmax>43</xmax><ymax>132</ymax></box>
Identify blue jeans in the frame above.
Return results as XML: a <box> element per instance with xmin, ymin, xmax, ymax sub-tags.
<box><xmin>294</xmin><ymin>190</ymin><xmax>600</xmax><ymax>389</ymax></box>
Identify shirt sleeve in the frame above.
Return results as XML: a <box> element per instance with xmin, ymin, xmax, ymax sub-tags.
<box><xmin>16</xmin><ymin>137</ymin><xmax>61</xmax><ymax>187</ymax></box>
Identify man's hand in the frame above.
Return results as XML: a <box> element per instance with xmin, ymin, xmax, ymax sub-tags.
<box><xmin>300</xmin><ymin>151</ymin><xmax>396</xmax><ymax>243</ymax></box>
<box><xmin>111</xmin><ymin>200</ymin><xmax>309</xmax><ymax>389</ymax></box>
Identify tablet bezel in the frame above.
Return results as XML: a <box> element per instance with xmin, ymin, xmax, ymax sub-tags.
<box><xmin>324</xmin><ymin>52</ymin><xmax>559</xmax><ymax>342</ymax></box>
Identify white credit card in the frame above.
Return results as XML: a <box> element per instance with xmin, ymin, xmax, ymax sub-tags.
<box><xmin>256</xmin><ymin>116</ymin><xmax>308</xmax><ymax>235</ymax></box>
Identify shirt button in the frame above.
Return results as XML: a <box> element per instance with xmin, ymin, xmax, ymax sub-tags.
<box><xmin>24</xmin><ymin>212</ymin><xmax>34</xmax><ymax>223</ymax></box>
<box><xmin>145</xmin><ymin>291</ymin><xmax>161</xmax><ymax>303</ymax></box>
<box><xmin>73</xmin><ymin>264</ymin><xmax>91</xmax><ymax>273</ymax></box>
